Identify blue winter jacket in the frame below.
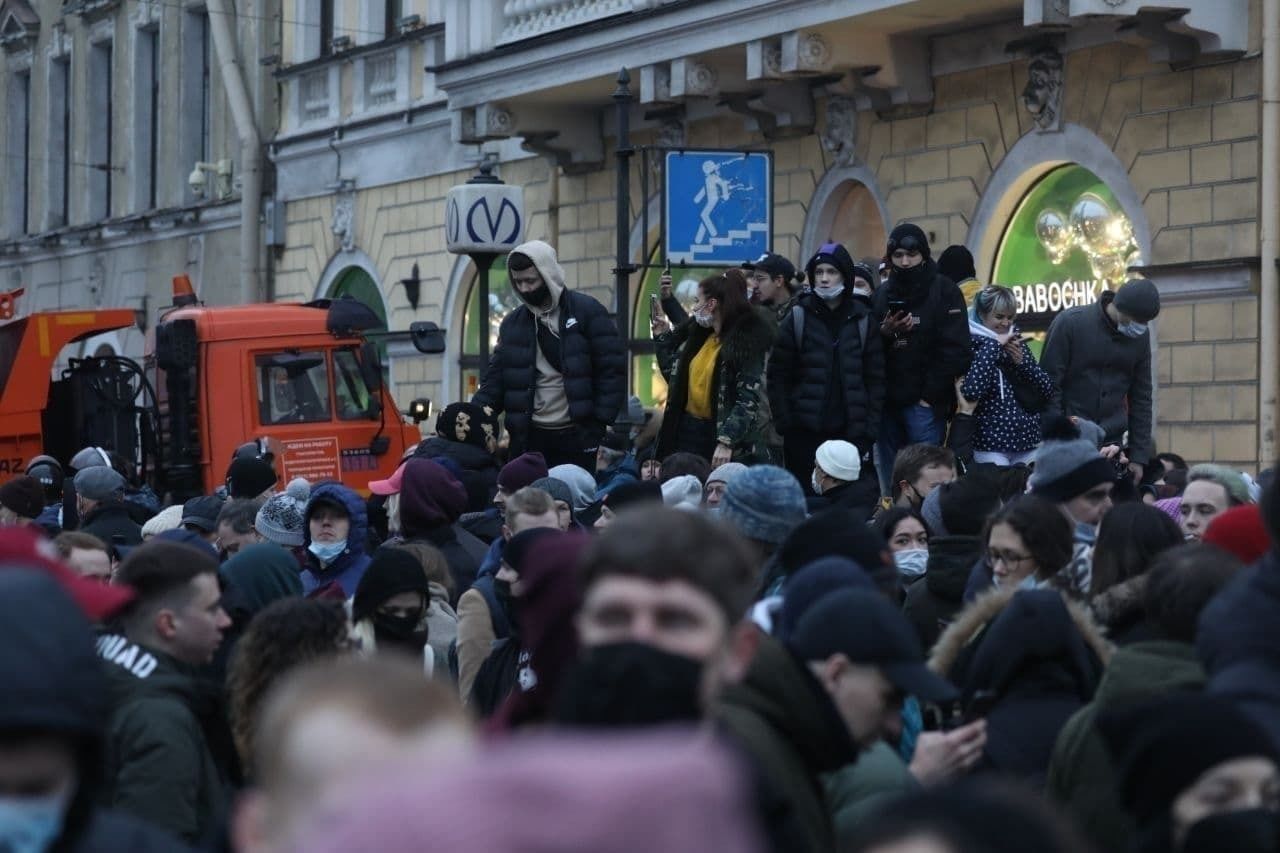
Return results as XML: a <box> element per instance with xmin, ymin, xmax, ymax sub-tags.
<box><xmin>300</xmin><ymin>482</ymin><xmax>372</xmax><ymax>596</ymax></box>
<box><xmin>960</xmin><ymin>322</ymin><xmax>1054</xmax><ymax>454</ymax></box>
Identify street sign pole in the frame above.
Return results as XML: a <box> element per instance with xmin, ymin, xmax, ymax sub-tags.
<box><xmin>613</xmin><ymin>68</ymin><xmax>634</xmax><ymax>359</ymax></box>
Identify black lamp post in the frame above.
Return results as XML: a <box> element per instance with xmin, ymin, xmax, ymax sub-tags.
<box><xmin>445</xmin><ymin>161</ymin><xmax>526</xmax><ymax>366</ymax></box>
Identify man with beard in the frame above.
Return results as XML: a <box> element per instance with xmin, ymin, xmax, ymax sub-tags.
<box><xmin>871</xmin><ymin>225</ymin><xmax>972</xmax><ymax>496</ymax></box>
<box><xmin>472</xmin><ymin>240</ymin><xmax>626</xmax><ymax>471</ymax></box>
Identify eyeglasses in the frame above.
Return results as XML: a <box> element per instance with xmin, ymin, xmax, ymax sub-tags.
<box><xmin>987</xmin><ymin>550</ymin><xmax>1034</xmax><ymax>567</ymax></box>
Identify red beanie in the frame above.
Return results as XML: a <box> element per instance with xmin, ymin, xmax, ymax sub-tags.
<box><xmin>1203</xmin><ymin>504</ymin><xmax>1271</xmax><ymax>565</ymax></box>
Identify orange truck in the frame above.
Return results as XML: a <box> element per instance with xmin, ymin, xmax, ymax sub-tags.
<box><xmin>0</xmin><ymin>278</ymin><xmax>444</xmax><ymax>501</ymax></box>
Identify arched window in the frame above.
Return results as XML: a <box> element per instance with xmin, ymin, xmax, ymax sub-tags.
<box><xmin>326</xmin><ymin>265</ymin><xmax>390</xmax><ymax>372</ymax></box>
<box><xmin>457</xmin><ymin>265</ymin><xmax>521</xmax><ymax>399</ymax></box>
<box><xmin>630</xmin><ymin>251</ymin><xmax>721</xmax><ymax>408</ymax></box>
<box><xmin>991</xmin><ymin>163</ymin><xmax>1141</xmax><ymax>353</ymax></box>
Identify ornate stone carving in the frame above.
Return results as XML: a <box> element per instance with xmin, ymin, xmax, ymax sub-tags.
<box><xmin>821</xmin><ymin>95</ymin><xmax>858</xmax><ymax>166</ymax></box>
<box><xmin>331</xmin><ymin>188</ymin><xmax>356</xmax><ymax>253</ymax></box>
<box><xmin>656</xmin><ymin>118</ymin><xmax>685</xmax><ymax>149</ymax></box>
<box><xmin>1022</xmin><ymin>48</ymin><xmax>1064</xmax><ymax>132</ymax></box>
<box><xmin>129</xmin><ymin>0</ymin><xmax>160</xmax><ymax>29</ymax></box>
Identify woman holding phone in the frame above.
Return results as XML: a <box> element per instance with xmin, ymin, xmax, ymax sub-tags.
<box><xmin>959</xmin><ymin>286</ymin><xmax>1055</xmax><ymax>467</ymax></box>
<box><xmin>651</xmin><ymin>269</ymin><xmax>778</xmax><ymax>466</ymax></box>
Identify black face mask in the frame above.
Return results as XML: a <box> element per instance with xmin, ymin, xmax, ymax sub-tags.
<box><xmin>372</xmin><ymin>612</ymin><xmax>427</xmax><ymax>654</ymax></box>
<box><xmin>892</xmin><ymin>261</ymin><xmax>931</xmax><ymax>290</ymax></box>
<box><xmin>522</xmin><ymin>283</ymin><xmax>552</xmax><ymax>309</ymax></box>
<box><xmin>1181</xmin><ymin>808</ymin><xmax>1280</xmax><ymax>853</ymax></box>
<box><xmin>494</xmin><ymin>577</ymin><xmax>520</xmax><ymax>639</ymax></box>
<box><xmin>553</xmin><ymin>641</ymin><xmax>706</xmax><ymax>728</ymax></box>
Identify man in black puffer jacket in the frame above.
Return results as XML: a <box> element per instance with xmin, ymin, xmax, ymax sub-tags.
<box><xmin>767</xmin><ymin>242</ymin><xmax>885</xmax><ymax>507</ymax></box>
<box><xmin>870</xmin><ymin>224</ymin><xmax>971</xmax><ymax>494</ymax></box>
<box><xmin>472</xmin><ymin>240</ymin><xmax>626</xmax><ymax>471</ymax></box>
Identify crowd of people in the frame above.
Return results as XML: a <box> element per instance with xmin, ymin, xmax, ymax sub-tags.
<box><xmin>0</xmin><ymin>225</ymin><xmax>1276</xmax><ymax>852</ymax></box>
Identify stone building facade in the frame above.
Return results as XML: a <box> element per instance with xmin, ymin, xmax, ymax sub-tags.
<box><xmin>272</xmin><ymin>1</ymin><xmax>1273</xmax><ymax>469</ymax></box>
<box><xmin>0</xmin><ymin>0</ymin><xmax>278</xmax><ymax>357</ymax></box>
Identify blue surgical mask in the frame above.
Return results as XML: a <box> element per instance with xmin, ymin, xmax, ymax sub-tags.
<box><xmin>894</xmin><ymin>548</ymin><xmax>929</xmax><ymax>580</ymax></box>
<box><xmin>0</xmin><ymin>790</ymin><xmax>71</xmax><ymax>853</ymax></box>
<box><xmin>308</xmin><ymin>539</ymin><xmax>347</xmax><ymax>563</ymax></box>
<box><xmin>1118</xmin><ymin>321</ymin><xmax>1147</xmax><ymax>338</ymax></box>
<box><xmin>814</xmin><ymin>284</ymin><xmax>843</xmax><ymax>301</ymax></box>
<box><xmin>994</xmin><ymin>572</ymin><xmax>1040</xmax><ymax>591</ymax></box>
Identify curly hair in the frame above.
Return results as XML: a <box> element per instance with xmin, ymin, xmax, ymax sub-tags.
<box><xmin>227</xmin><ymin>597</ymin><xmax>350</xmax><ymax>777</ymax></box>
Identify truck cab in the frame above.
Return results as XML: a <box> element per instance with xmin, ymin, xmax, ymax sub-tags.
<box><xmin>0</xmin><ymin>282</ymin><xmax>444</xmax><ymax>502</ymax></box>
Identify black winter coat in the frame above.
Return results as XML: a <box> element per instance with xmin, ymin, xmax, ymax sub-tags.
<box><xmin>767</xmin><ymin>293</ymin><xmax>885</xmax><ymax>450</ymax></box>
<box><xmin>79</xmin><ymin>502</ymin><xmax>144</xmax><ymax>547</ymax></box>
<box><xmin>472</xmin><ymin>289</ymin><xmax>626</xmax><ymax>448</ymax></box>
<box><xmin>871</xmin><ymin>262</ymin><xmax>972</xmax><ymax>411</ymax></box>
<box><xmin>414</xmin><ymin>436</ymin><xmax>500</xmax><ymax>513</ymax></box>
<box><xmin>903</xmin><ymin>535</ymin><xmax>984</xmax><ymax>652</ymax></box>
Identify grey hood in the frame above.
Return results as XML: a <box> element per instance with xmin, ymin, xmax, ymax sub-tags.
<box><xmin>508</xmin><ymin>239</ymin><xmax>567</xmax><ymax>311</ymax></box>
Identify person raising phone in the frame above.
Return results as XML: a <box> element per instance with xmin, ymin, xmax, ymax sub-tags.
<box><xmin>958</xmin><ymin>286</ymin><xmax>1055</xmax><ymax>467</ymax></box>
<box><xmin>871</xmin><ymin>226</ymin><xmax>972</xmax><ymax>494</ymax></box>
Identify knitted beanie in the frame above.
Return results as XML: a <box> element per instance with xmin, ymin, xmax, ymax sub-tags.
<box><xmin>255</xmin><ymin>478</ymin><xmax>311</xmax><ymax>547</ymax></box>
<box><xmin>0</xmin><ymin>476</ymin><xmax>46</xmax><ymax>519</ymax></box>
<box><xmin>1203</xmin><ymin>504</ymin><xmax>1271</xmax><ymax>565</ymax></box>
<box><xmin>1098</xmin><ymin>693</ymin><xmax>1277</xmax><ymax>824</ymax></box>
<box><xmin>499</xmin><ymin>452</ymin><xmax>550</xmax><ymax>493</ymax></box>
<box><xmin>1113</xmin><ymin>278</ymin><xmax>1161</xmax><ymax>323</ymax></box>
<box><xmin>720</xmin><ymin>465</ymin><xmax>807</xmax><ymax>547</ymax></box>
<box><xmin>661</xmin><ymin>475</ymin><xmax>703</xmax><ymax>511</ymax></box>
<box><xmin>1153</xmin><ymin>496</ymin><xmax>1182</xmax><ymax>523</ymax></box>
<box><xmin>1029</xmin><ymin>417</ymin><xmax>1116</xmax><ymax>502</ymax></box>
<box><xmin>530</xmin><ymin>477</ymin><xmax>573</xmax><ymax>512</ymax></box>
<box><xmin>706</xmin><ymin>462</ymin><xmax>748</xmax><ymax>487</ymax></box>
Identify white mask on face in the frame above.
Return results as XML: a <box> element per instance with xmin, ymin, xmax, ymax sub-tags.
<box><xmin>1118</xmin><ymin>321</ymin><xmax>1148</xmax><ymax>338</ymax></box>
<box><xmin>810</xmin><ymin>471</ymin><xmax>824</xmax><ymax>495</ymax></box>
<box><xmin>813</xmin><ymin>284</ymin><xmax>843</xmax><ymax>301</ymax></box>
<box><xmin>693</xmin><ymin>308</ymin><xmax>714</xmax><ymax>328</ymax></box>
<box><xmin>893</xmin><ymin>548</ymin><xmax>929</xmax><ymax>580</ymax></box>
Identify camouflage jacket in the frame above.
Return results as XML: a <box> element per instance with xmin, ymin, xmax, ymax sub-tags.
<box><xmin>655</xmin><ymin>309</ymin><xmax>781</xmax><ymax>464</ymax></box>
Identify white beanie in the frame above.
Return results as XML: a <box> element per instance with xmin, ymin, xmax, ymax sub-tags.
<box><xmin>661</xmin><ymin>474</ymin><xmax>704</xmax><ymax>512</ymax></box>
<box><xmin>815</xmin><ymin>440</ymin><xmax>860</xmax><ymax>482</ymax></box>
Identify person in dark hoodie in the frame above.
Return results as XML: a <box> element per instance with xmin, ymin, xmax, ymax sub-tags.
<box><xmin>1047</xmin><ymin>543</ymin><xmax>1242</xmax><ymax>853</ymax></box>
<box><xmin>98</xmin><ymin>541</ymin><xmax>233</xmax><ymax>844</ymax></box>
<box><xmin>213</xmin><ymin>542</ymin><xmax>304</xmax><ymax>674</ymax></box>
<box><xmin>904</xmin><ymin>473</ymin><xmax>1001</xmax><ymax>650</ymax></box>
<box><xmin>413</xmin><ymin>401</ymin><xmax>502</xmax><ymax>513</ymax></box>
<box><xmin>928</xmin><ymin>588</ymin><xmax>1110</xmax><ymax>792</ymax></box>
<box><xmin>0</xmin><ymin>569</ymin><xmax>188</xmax><ymax>853</ymax></box>
<box><xmin>300</xmin><ymin>483</ymin><xmax>372</xmax><ymax>597</ymax></box>
<box><xmin>871</xmin><ymin>224</ymin><xmax>972</xmax><ymax>492</ymax></box>
<box><xmin>472</xmin><ymin>239</ymin><xmax>626</xmax><ymax>470</ymax></box>
<box><xmin>397</xmin><ymin>457</ymin><xmax>477</xmax><ymax>604</ymax></box>
<box><xmin>768</xmin><ymin>242</ymin><xmax>886</xmax><ymax>496</ymax></box>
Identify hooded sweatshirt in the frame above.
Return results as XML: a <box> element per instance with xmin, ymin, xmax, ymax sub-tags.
<box><xmin>399</xmin><ymin>458</ymin><xmax>478</xmax><ymax>598</ymax></box>
<box><xmin>513</xmin><ymin>241</ymin><xmax>573</xmax><ymax>428</ymax></box>
<box><xmin>301</xmin><ymin>483</ymin><xmax>372</xmax><ymax>596</ymax></box>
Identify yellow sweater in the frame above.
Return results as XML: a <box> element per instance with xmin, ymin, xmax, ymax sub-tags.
<box><xmin>686</xmin><ymin>334</ymin><xmax>721</xmax><ymax>419</ymax></box>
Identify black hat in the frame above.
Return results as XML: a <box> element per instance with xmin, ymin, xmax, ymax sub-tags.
<box><xmin>937</xmin><ymin>245</ymin><xmax>976</xmax><ymax>283</ymax></box>
<box><xmin>849</xmin><ymin>261</ymin><xmax>877</xmax><ymax>288</ymax></box>
<box><xmin>777</xmin><ymin>509</ymin><xmax>894</xmax><ymax>588</ymax></box>
<box><xmin>1113</xmin><ymin>278</ymin><xmax>1161</xmax><ymax>323</ymax></box>
<box><xmin>887</xmin><ymin>223</ymin><xmax>932</xmax><ymax>260</ymax></box>
<box><xmin>787</xmin><ymin>588</ymin><xmax>958</xmax><ymax>702</ymax></box>
<box><xmin>601</xmin><ymin>480</ymin><xmax>663</xmax><ymax>514</ymax></box>
<box><xmin>434</xmin><ymin>402</ymin><xmax>500</xmax><ymax>452</ymax></box>
<box><xmin>352</xmin><ymin>547</ymin><xmax>431</xmax><ymax>623</ymax></box>
<box><xmin>743</xmin><ymin>252</ymin><xmax>796</xmax><ymax>282</ymax></box>
<box><xmin>225</xmin><ymin>457</ymin><xmax>278</xmax><ymax>499</ymax></box>
<box><xmin>24</xmin><ymin>455</ymin><xmax>64</xmax><ymax>496</ymax></box>
<box><xmin>0</xmin><ymin>476</ymin><xmax>46</xmax><ymax>520</ymax></box>
<box><xmin>1098</xmin><ymin>693</ymin><xmax>1278</xmax><ymax>824</ymax></box>
<box><xmin>776</xmin><ymin>557</ymin><xmax>875</xmax><ymax>641</ymax></box>
<box><xmin>181</xmin><ymin>495</ymin><xmax>226</xmax><ymax>533</ymax></box>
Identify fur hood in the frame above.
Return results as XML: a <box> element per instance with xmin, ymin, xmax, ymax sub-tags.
<box><xmin>1090</xmin><ymin>574</ymin><xmax>1148</xmax><ymax>632</ymax></box>
<box><xmin>929</xmin><ymin>586</ymin><xmax>1113</xmax><ymax>678</ymax></box>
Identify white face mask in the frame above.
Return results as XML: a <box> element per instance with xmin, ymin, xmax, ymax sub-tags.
<box><xmin>810</xmin><ymin>470</ymin><xmax>824</xmax><ymax>495</ymax></box>
<box><xmin>1118</xmin><ymin>321</ymin><xmax>1147</xmax><ymax>338</ymax></box>
<box><xmin>894</xmin><ymin>548</ymin><xmax>929</xmax><ymax>580</ymax></box>
<box><xmin>851</xmin><ymin>283</ymin><xmax>872</xmax><ymax>297</ymax></box>
<box><xmin>308</xmin><ymin>539</ymin><xmax>347</xmax><ymax>563</ymax></box>
<box><xmin>813</xmin><ymin>284</ymin><xmax>843</xmax><ymax>301</ymax></box>
<box><xmin>693</xmin><ymin>308</ymin><xmax>714</xmax><ymax>328</ymax></box>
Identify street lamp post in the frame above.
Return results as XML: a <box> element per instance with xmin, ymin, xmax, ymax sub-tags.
<box><xmin>613</xmin><ymin>68</ymin><xmax>636</xmax><ymax>349</ymax></box>
<box><xmin>445</xmin><ymin>161</ymin><xmax>526</xmax><ymax>367</ymax></box>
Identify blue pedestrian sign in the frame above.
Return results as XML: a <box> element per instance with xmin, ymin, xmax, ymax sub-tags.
<box><xmin>665</xmin><ymin>150</ymin><xmax>771</xmax><ymax>266</ymax></box>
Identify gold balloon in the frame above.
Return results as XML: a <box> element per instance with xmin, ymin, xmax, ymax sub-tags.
<box><xmin>1035</xmin><ymin>208</ymin><xmax>1074</xmax><ymax>264</ymax></box>
<box><xmin>1089</xmin><ymin>250</ymin><xmax>1127</xmax><ymax>283</ymax></box>
<box><xmin>1070</xmin><ymin>193</ymin><xmax>1115</xmax><ymax>255</ymax></box>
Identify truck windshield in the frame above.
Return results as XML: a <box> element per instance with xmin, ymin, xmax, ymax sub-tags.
<box><xmin>333</xmin><ymin>349</ymin><xmax>372</xmax><ymax>421</ymax></box>
<box><xmin>255</xmin><ymin>352</ymin><xmax>331</xmax><ymax>425</ymax></box>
